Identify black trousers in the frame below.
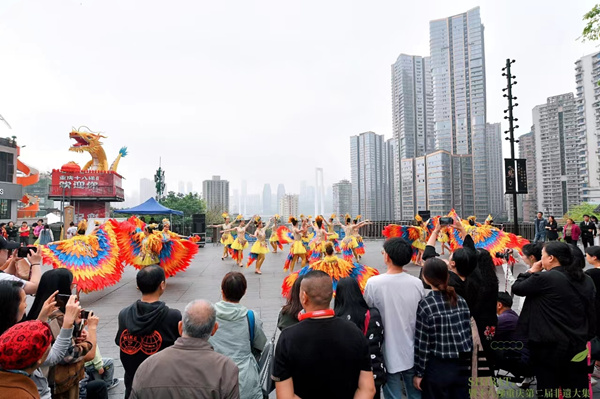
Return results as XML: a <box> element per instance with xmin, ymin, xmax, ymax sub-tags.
<box><xmin>530</xmin><ymin>342</ymin><xmax>589</xmax><ymax>398</ymax></box>
<box><xmin>564</xmin><ymin>236</ymin><xmax>573</xmax><ymax>244</ymax></box>
<box><xmin>422</xmin><ymin>356</ymin><xmax>469</xmax><ymax>399</ymax></box>
<box><xmin>582</xmin><ymin>235</ymin><xmax>594</xmax><ymax>249</ymax></box>
<box><xmin>86</xmin><ymin>380</ymin><xmax>108</xmax><ymax>399</ymax></box>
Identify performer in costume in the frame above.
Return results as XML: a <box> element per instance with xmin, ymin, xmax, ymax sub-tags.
<box><xmin>437</xmin><ymin>226</ymin><xmax>451</xmax><ymax>255</ymax></box>
<box><xmin>247</xmin><ymin>216</ymin><xmax>272</xmax><ymax>274</ymax></box>
<box><xmin>76</xmin><ymin>219</ymin><xmax>87</xmax><ymax>236</ymax></box>
<box><xmin>135</xmin><ymin>224</ymin><xmax>162</xmax><ymax>266</ymax></box>
<box><xmin>300</xmin><ymin>215</ymin><xmax>314</xmax><ymax>254</ymax></box>
<box><xmin>351</xmin><ymin>215</ymin><xmax>371</xmax><ymax>260</ymax></box>
<box><xmin>341</xmin><ymin>215</ymin><xmax>360</xmax><ymax>262</ymax></box>
<box><xmin>223</xmin><ymin>215</ymin><xmax>254</xmax><ymax>267</ymax></box>
<box><xmin>269</xmin><ymin>215</ymin><xmax>282</xmax><ymax>253</ymax></box>
<box><xmin>324</xmin><ymin>214</ymin><xmax>342</xmax><ymax>253</ymax></box>
<box><xmin>412</xmin><ymin>215</ymin><xmax>428</xmax><ymax>266</ymax></box>
<box><xmin>308</xmin><ymin>215</ymin><xmax>331</xmax><ymax>263</ymax></box>
<box><xmin>381</xmin><ymin>216</ymin><xmax>434</xmax><ymax>266</ymax></box>
<box><xmin>208</xmin><ymin>213</ymin><xmax>236</xmax><ymax>261</ymax></box>
<box><xmin>281</xmin><ymin>242</ymin><xmax>379</xmax><ymax>297</ymax></box>
<box><xmin>40</xmin><ymin>220</ymin><xmax>123</xmax><ymax>293</ymax></box>
<box><xmin>280</xmin><ymin>216</ymin><xmax>307</xmax><ymax>273</ymax></box>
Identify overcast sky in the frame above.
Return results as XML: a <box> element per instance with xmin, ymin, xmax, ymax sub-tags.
<box><xmin>0</xmin><ymin>0</ymin><xmax>598</xmax><ymax>200</ymax></box>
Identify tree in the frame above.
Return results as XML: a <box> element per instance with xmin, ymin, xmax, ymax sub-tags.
<box><xmin>159</xmin><ymin>191</ymin><xmax>206</xmax><ymax>216</ymax></box>
<box><xmin>582</xmin><ymin>5</ymin><xmax>600</xmax><ymax>42</ymax></box>
<box><xmin>564</xmin><ymin>202</ymin><xmax>599</xmax><ymax>221</ymax></box>
<box><xmin>154</xmin><ymin>167</ymin><xmax>165</xmax><ymax>200</ymax></box>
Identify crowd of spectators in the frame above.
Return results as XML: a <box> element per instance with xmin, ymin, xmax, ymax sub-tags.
<box><xmin>2</xmin><ymin>215</ymin><xmax>600</xmax><ymax>399</ymax></box>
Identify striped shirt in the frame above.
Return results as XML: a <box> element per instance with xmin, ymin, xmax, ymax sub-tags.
<box><xmin>414</xmin><ymin>291</ymin><xmax>472</xmax><ymax>377</ymax></box>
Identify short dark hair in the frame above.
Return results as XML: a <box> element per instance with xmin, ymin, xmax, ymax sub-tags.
<box><xmin>497</xmin><ymin>292</ymin><xmax>513</xmax><ymax>308</ymax></box>
<box><xmin>451</xmin><ymin>247</ymin><xmax>476</xmax><ymax>278</ymax></box>
<box><xmin>586</xmin><ymin>246</ymin><xmax>600</xmax><ymax>259</ymax></box>
<box><xmin>522</xmin><ymin>243</ymin><xmax>542</xmax><ymax>261</ymax></box>
<box><xmin>221</xmin><ymin>272</ymin><xmax>247</xmax><ymax>302</ymax></box>
<box><xmin>301</xmin><ymin>270</ymin><xmax>332</xmax><ymax>308</ymax></box>
<box><xmin>383</xmin><ymin>237</ymin><xmax>413</xmax><ymax>267</ymax></box>
<box><xmin>584</xmin><ymin>214</ymin><xmax>590</xmax><ymax>218</ymax></box>
<box><xmin>69</xmin><ymin>222</ymin><xmax>75</xmax><ymax>226</ymax></box>
<box><xmin>136</xmin><ymin>265</ymin><xmax>166</xmax><ymax>294</ymax></box>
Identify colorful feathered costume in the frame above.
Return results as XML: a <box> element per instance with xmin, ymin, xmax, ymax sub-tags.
<box><xmin>40</xmin><ymin>221</ymin><xmax>123</xmax><ymax>293</ymax></box>
<box><xmin>382</xmin><ymin>218</ymin><xmax>436</xmax><ymax>262</ymax></box>
<box><xmin>281</xmin><ymin>254</ymin><xmax>379</xmax><ymax>297</ymax></box>
<box><xmin>111</xmin><ymin>216</ymin><xmax>198</xmax><ymax>277</ymax></box>
<box><xmin>278</xmin><ymin>225</ymin><xmax>307</xmax><ymax>271</ymax></box>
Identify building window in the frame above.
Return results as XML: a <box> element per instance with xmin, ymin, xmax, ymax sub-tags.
<box><xmin>0</xmin><ymin>152</ymin><xmax>14</xmax><ymax>183</ymax></box>
<box><xmin>0</xmin><ymin>200</ymin><xmax>11</xmax><ymax>219</ymax></box>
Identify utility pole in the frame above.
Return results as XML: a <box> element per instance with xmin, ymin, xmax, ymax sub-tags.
<box><xmin>502</xmin><ymin>59</ymin><xmax>520</xmax><ymax>235</ymax></box>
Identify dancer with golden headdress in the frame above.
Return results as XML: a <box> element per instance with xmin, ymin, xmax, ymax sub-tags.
<box><xmin>351</xmin><ymin>215</ymin><xmax>371</xmax><ymax>260</ymax></box>
<box><xmin>247</xmin><ymin>216</ymin><xmax>272</xmax><ymax>274</ymax></box>
<box><xmin>324</xmin><ymin>214</ymin><xmax>342</xmax><ymax>253</ymax></box>
<box><xmin>308</xmin><ymin>215</ymin><xmax>332</xmax><ymax>263</ymax></box>
<box><xmin>269</xmin><ymin>214</ymin><xmax>282</xmax><ymax>253</ymax></box>
<box><xmin>277</xmin><ymin>216</ymin><xmax>308</xmax><ymax>273</ymax></box>
<box><xmin>281</xmin><ymin>242</ymin><xmax>379</xmax><ymax>297</ymax></box>
<box><xmin>222</xmin><ymin>215</ymin><xmax>255</xmax><ymax>267</ymax></box>
<box><xmin>208</xmin><ymin>213</ymin><xmax>237</xmax><ymax>261</ymax></box>
<box><xmin>341</xmin><ymin>214</ymin><xmax>360</xmax><ymax>262</ymax></box>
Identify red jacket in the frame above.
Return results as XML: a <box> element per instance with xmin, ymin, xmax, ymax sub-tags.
<box><xmin>565</xmin><ymin>224</ymin><xmax>581</xmax><ymax>241</ymax></box>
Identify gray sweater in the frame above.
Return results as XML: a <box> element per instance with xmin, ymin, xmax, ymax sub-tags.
<box><xmin>34</xmin><ymin>327</ymin><xmax>73</xmax><ymax>399</ymax></box>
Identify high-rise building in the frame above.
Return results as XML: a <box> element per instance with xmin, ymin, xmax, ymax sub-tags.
<box><xmin>392</xmin><ymin>54</ymin><xmax>434</xmax><ymax>219</ymax></box>
<box><xmin>486</xmin><ymin>123</ymin><xmax>505</xmax><ymax>219</ymax></box>
<box><xmin>518</xmin><ymin>131</ymin><xmax>537</xmax><ymax>222</ymax></box>
<box><xmin>202</xmin><ymin>175</ymin><xmax>230</xmax><ymax>214</ymax></box>
<box><xmin>425</xmin><ymin>151</ymin><xmax>453</xmax><ymax>216</ymax></box>
<box><xmin>139</xmin><ymin>178</ymin><xmax>155</xmax><ymax>202</ymax></box>
<box><xmin>187</xmin><ymin>182</ymin><xmax>193</xmax><ymax>194</ymax></box>
<box><xmin>241</xmin><ymin>180</ymin><xmax>247</xmax><ymax>215</ymax></box>
<box><xmin>575</xmin><ymin>52</ymin><xmax>600</xmax><ymax>204</ymax></box>
<box><xmin>276</xmin><ymin>184</ymin><xmax>285</xmax><ymax>212</ymax></box>
<box><xmin>533</xmin><ymin>94</ymin><xmax>580</xmax><ymax>217</ymax></box>
<box><xmin>429</xmin><ymin>7</ymin><xmax>487</xmax><ymax>217</ymax></box>
<box><xmin>178</xmin><ymin>181</ymin><xmax>185</xmax><ymax>194</ymax></box>
<box><xmin>315</xmin><ymin>168</ymin><xmax>325</xmax><ymax>216</ymax></box>
<box><xmin>383</xmin><ymin>138</ymin><xmax>396</xmax><ymax>220</ymax></box>
<box><xmin>350</xmin><ymin>131</ymin><xmax>389</xmax><ymax>220</ymax></box>
<box><xmin>279</xmin><ymin>194</ymin><xmax>299</xmax><ymax>221</ymax></box>
<box><xmin>262</xmin><ymin>184</ymin><xmax>272</xmax><ymax>214</ymax></box>
<box><xmin>333</xmin><ymin>180</ymin><xmax>352</xmax><ymax>218</ymax></box>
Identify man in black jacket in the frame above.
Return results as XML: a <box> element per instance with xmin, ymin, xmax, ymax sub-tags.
<box><xmin>115</xmin><ymin>265</ymin><xmax>181</xmax><ymax>398</ymax></box>
<box><xmin>580</xmin><ymin>214</ymin><xmax>596</xmax><ymax>249</ymax></box>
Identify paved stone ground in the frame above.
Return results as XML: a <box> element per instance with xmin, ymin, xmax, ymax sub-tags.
<box><xmin>55</xmin><ymin>240</ymin><xmax>594</xmax><ymax>398</ymax></box>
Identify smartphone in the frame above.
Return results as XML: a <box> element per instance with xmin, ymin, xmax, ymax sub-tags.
<box><xmin>17</xmin><ymin>246</ymin><xmax>37</xmax><ymax>258</ymax></box>
<box><xmin>55</xmin><ymin>294</ymin><xmax>72</xmax><ymax>308</ymax></box>
<box><xmin>439</xmin><ymin>217</ymin><xmax>454</xmax><ymax>226</ymax></box>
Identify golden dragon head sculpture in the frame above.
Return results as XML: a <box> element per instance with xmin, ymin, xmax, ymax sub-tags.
<box><xmin>68</xmin><ymin>126</ymin><xmax>127</xmax><ymax>172</ymax></box>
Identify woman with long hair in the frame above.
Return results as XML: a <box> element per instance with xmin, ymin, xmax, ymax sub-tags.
<box><xmin>283</xmin><ymin>216</ymin><xmax>308</xmax><ymax>273</ymax></box>
<box><xmin>0</xmin><ymin>280</ymin><xmax>27</xmax><ymax>334</ymax></box>
<box><xmin>38</xmin><ymin>224</ymin><xmax>54</xmax><ymax>245</ymax></box>
<box><xmin>277</xmin><ymin>275</ymin><xmax>304</xmax><ymax>331</ymax></box>
<box><xmin>512</xmin><ymin>241</ymin><xmax>595</xmax><ymax>397</ymax></box>
<box><xmin>324</xmin><ymin>214</ymin><xmax>342</xmax><ymax>253</ymax></box>
<box><xmin>546</xmin><ymin>216</ymin><xmax>559</xmax><ymax>241</ymax></box>
<box><xmin>413</xmin><ymin>258</ymin><xmax>472</xmax><ymax>398</ymax></box>
<box><xmin>208</xmin><ymin>213</ymin><xmax>237</xmax><ymax>261</ymax></box>
<box><xmin>247</xmin><ymin>217</ymin><xmax>271</xmax><ymax>274</ymax></box>
<box><xmin>269</xmin><ymin>215</ymin><xmax>282</xmax><ymax>253</ymax></box>
<box><xmin>334</xmin><ymin>277</ymin><xmax>386</xmax><ymax>398</ymax></box>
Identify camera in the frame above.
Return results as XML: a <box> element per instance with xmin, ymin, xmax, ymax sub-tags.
<box><xmin>495</xmin><ymin>249</ymin><xmax>513</xmax><ymax>260</ymax></box>
<box><xmin>439</xmin><ymin>217</ymin><xmax>454</xmax><ymax>226</ymax></box>
<box><xmin>80</xmin><ymin>310</ymin><xmax>91</xmax><ymax>319</ymax></box>
<box><xmin>17</xmin><ymin>246</ymin><xmax>37</xmax><ymax>258</ymax></box>
<box><xmin>55</xmin><ymin>294</ymin><xmax>71</xmax><ymax>308</ymax></box>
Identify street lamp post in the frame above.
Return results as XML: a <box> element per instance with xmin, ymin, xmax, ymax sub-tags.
<box><xmin>503</xmin><ymin>59</ymin><xmax>520</xmax><ymax>235</ymax></box>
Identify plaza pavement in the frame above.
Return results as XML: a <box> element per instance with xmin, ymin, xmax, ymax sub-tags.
<box><xmin>64</xmin><ymin>240</ymin><xmax>584</xmax><ymax>398</ymax></box>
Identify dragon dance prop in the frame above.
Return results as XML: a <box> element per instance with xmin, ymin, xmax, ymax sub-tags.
<box><xmin>110</xmin><ymin>216</ymin><xmax>199</xmax><ymax>278</ymax></box>
<box><xmin>282</xmin><ymin>255</ymin><xmax>379</xmax><ymax>298</ymax></box>
<box><xmin>40</xmin><ymin>222</ymin><xmax>123</xmax><ymax>293</ymax></box>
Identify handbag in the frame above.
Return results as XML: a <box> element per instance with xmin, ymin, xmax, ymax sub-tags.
<box><xmin>15</xmin><ymin>259</ymin><xmax>31</xmax><ymax>281</ymax></box>
<box><xmin>258</xmin><ymin>329</ymin><xmax>277</xmax><ymax>398</ymax></box>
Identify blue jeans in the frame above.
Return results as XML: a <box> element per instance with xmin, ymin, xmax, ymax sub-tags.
<box><xmin>383</xmin><ymin>367</ymin><xmax>422</xmax><ymax>399</ymax></box>
<box><xmin>85</xmin><ymin>358</ymin><xmax>114</xmax><ymax>386</ymax></box>
<box><xmin>533</xmin><ymin>232</ymin><xmax>546</xmax><ymax>243</ymax></box>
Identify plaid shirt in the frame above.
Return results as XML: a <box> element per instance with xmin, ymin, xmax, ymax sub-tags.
<box><xmin>414</xmin><ymin>291</ymin><xmax>472</xmax><ymax>377</ymax></box>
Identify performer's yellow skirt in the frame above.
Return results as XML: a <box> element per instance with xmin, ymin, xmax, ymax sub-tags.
<box><xmin>437</xmin><ymin>234</ymin><xmax>449</xmax><ymax>243</ymax></box>
<box><xmin>290</xmin><ymin>240</ymin><xmax>307</xmax><ymax>255</ymax></box>
<box><xmin>412</xmin><ymin>239</ymin><xmax>426</xmax><ymax>250</ymax></box>
<box><xmin>342</xmin><ymin>236</ymin><xmax>358</xmax><ymax>249</ymax></box>
<box><xmin>328</xmin><ymin>232</ymin><xmax>339</xmax><ymax>240</ymax></box>
<box><xmin>250</xmin><ymin>241</ymin><xmax>270</xmax><ymax>254</ymax></box>
<box><xmin>221</xmin><ymin>232</ymin><xmax>234</xmax><ymax>246</ymax></box>
<box><xmin>310</xmin><ymin>240</ymin><xmax>325</xmax><ymax>253</ymax></box>
<box><xmin>269</xmin><ymin>232</ymin><xmax>279</xmax><ymax>242</ymax></box>
<box><xmin>231</xmin><ymin>238</ymin><xmax>248</xmax><ymax>250</ymax></box>
<box><xmin>134</xmin><ymin>253</ymin><xmax>160</xmax><ymax>266</ymax></box>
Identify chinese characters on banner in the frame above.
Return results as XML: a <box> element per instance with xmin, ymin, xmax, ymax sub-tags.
<box><xmin>504</xmin><ymin>158</ymin><xmax>528</xmax><ymax>194</ymax></box>
<box><xmin>49</xmin><ymin>170</ymin><xmax>123</xmax><ymax>199</ymax></box>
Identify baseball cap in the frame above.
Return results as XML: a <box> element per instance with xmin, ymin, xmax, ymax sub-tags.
<box><xmin>0</xmin><ymin>320</ymin><xmax>53</xmax><ymax>370</ymax></box>
<box><xmin>0</xmin><ymin>236</ymin><xmax>20</xmax><ymax>250</ymax></box>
